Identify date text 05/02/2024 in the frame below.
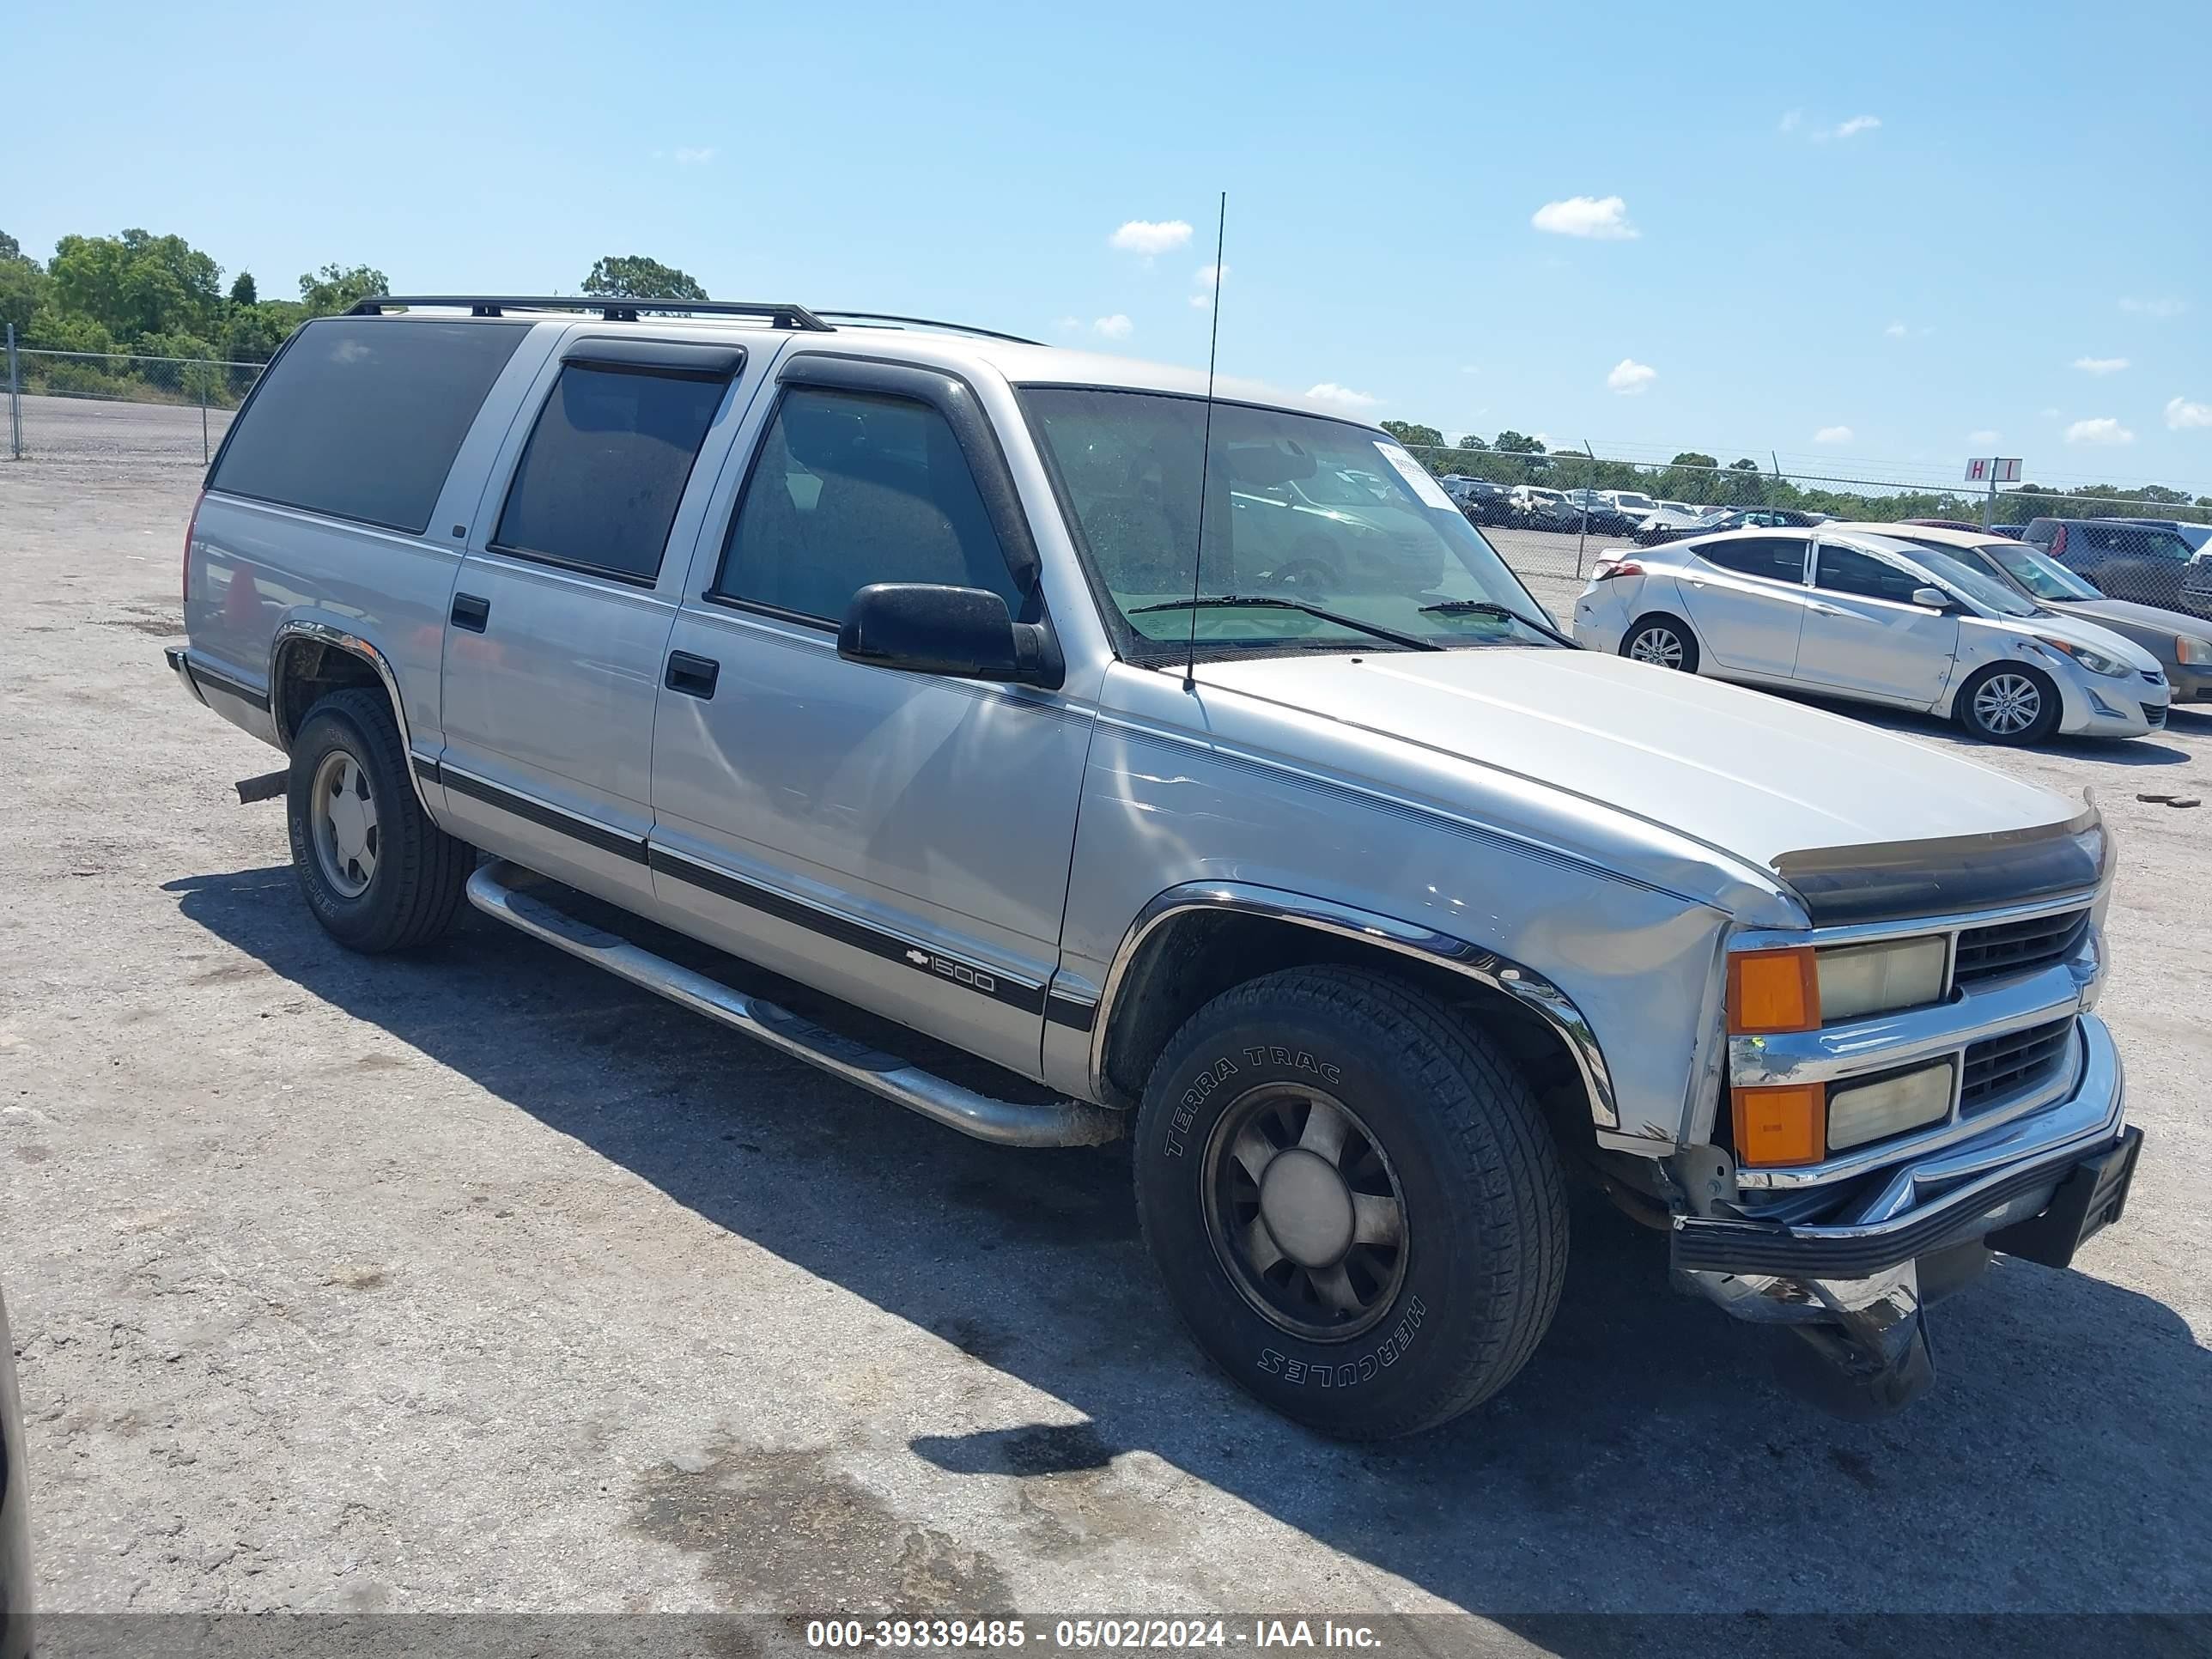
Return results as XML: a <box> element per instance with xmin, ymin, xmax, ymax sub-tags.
<box><xmin>804</xmin><ymin>1620</ymin><xmax>1385</xmax><ymax>1650</ymax></box>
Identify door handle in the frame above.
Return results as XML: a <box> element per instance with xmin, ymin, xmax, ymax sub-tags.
<box><xmin>1808</xmin><ymin>601</ymin><xmax>1846</xmax><ymax>617</ymax></box>
<box><xmin>665</xmin><ymin>651</ymin><xmax>720</xmax><ymax>700</ymax></box>
<box><xmin>450</xmin><ymin>592</ymin><xmax>490</xmax><ymax>633</ymax></box>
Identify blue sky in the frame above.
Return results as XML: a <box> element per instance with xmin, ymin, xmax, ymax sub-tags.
<box><xmin>10</xmin><ymin>0</ymin><xmax>2209</xmax><ymax>493</ymax></box>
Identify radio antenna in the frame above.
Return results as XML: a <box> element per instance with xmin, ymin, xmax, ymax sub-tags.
<box><xmin>1183</xmin><ymin>191</ymin><xmax>1227</xmax><ymax>694</ymax></box>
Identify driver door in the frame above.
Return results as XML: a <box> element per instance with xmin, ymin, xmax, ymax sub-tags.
<box><xmin>1791</xmin><ymin>543</ymin><xmax>1959</xmax><ymax>707</ymax></box>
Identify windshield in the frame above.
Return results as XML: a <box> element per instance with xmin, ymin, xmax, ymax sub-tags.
<box><xmin>1613</xmin><ymin>492</ymin><xmax>1655</xmax><ymax>509</ymax></box>
<box><xmin>1905</xmin><ymin>544</ymin><xmax>2040</xmax><ymax>617</ymax></box>
<box><xmin>1985</xmin><ymin>541</ymin><xmax>2103</xmax><ymax>601</ymax></box>
<box><xmin>1020</xmin><ymin>387</ymin><xmax>1562</xmax><ymax>657</ymax></box>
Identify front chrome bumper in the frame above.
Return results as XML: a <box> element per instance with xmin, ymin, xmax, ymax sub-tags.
<box><xmin>1676</xmin><ymin>1012</ymin><xmax>2128</xmax><ymax>1291</ymax></box>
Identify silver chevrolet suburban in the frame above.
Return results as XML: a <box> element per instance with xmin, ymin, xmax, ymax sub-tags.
<box><xmin>166</xmin><ymin>295</ymin><xmax>2143</xmax><ymax>1435</ymax></box>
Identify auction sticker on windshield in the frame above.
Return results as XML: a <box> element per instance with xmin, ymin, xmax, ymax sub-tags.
<box><xmin>1375</xmin><ymin>443</ymin><xmax>1457</xmax><ymax>512</ymax></box>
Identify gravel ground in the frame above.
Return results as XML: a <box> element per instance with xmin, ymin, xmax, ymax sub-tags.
<box><xmin>3</xmin><ymin>420</ymin><xmax>2209</xmax><ymax>1646</ymax></box>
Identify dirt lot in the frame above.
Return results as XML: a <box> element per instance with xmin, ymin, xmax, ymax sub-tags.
<box><xmin>3</xmin><ymin>409</ymin><xmax>2210</xmax><ymax>1644</ymax></box>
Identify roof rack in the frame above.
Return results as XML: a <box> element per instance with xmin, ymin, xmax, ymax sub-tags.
<box><xmin>346</xmin><ymin>295</ymin><xmax>835</xmax><ymax>331</ymax></box>
<box><xmin>812</xmin><ymin>311</ymin><xmax>1044</xmax><ymax>347</ymax></box>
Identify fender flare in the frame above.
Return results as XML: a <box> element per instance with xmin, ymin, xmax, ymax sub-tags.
<box><xmin>268</xmin><ymin>617</ymin><xmax>438</xmax><ymax>816</ymax></box>
<box><xmin>1089</xmin><ymin>880</ymin><xmax>1620</xmax><ymax>1133</ymax></box>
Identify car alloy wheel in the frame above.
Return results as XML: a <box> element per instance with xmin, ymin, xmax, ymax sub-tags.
<box><xmin>1627</xmin><ymin>624</ymin><xmax>1686</xmax><ymax>669</ymax></box>
<box><xmin>1202</xmin><ymin>1083</ymin><xmax>1408</xmax><ymax>1342</ymax></box>
<box><xmin>1972</xmin><ymin>672</ymin><xmax>2043</xmax><ymax>736</ymax></box>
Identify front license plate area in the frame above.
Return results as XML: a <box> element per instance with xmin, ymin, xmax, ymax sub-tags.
<box><xmin>1988</xmin><ymin>1127</ymin><xmax>2143</xmax><ymax>1269</ymax></box>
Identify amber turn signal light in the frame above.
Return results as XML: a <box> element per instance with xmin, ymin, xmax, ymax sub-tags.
<box><xmin>1727</xmin><ymin>946</ymin><xmax>1820</xmax><ymax>1035</ymax></box>
<box><xmin>1731</xmin><ymin>1083</ymin><xmax>1827</xmax><ymax>1167</ymax></box>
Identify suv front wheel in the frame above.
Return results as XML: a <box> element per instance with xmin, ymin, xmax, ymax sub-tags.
<box><xmin>1133</xmin><ymin>965</ymin><xmax>1568</xmax><ymax>1439</ymax></box>
<box><xmin>286</xmin><ymin>687</ymin><xmax>473</xmax><ymax>952</ymax></box>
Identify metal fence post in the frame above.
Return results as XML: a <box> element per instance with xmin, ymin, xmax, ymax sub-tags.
<box><xmin>5</xmin><ymin>323</ymin><xmax>20</xmax><ymax>460</ymax></box>
<box><xmin>198</xmin><ymin>376</ymin><xmax>210</xmax><ymax>466</ymax></box>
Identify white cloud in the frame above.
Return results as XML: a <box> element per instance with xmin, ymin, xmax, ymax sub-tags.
<box><xmin>1530</xmin><ymin>195</ymin><xmax>1638</xmax><ymax>240</ymax></box>
<box><xmin>671</xmin><ymin>146</ymin><xmax>716</xmax><ymax>165</ymax></box>
<box><xmin>1606</xmin><ymin>358</ymin><xmax>1656</xmax><ymax>396</ymax></box>
<box><xmin>1091</xmin><ymin>314</ymin><xmax>1133</xmax><ymax>340</ymax></box>
<box><xmin>1778</xmin><ymin>110</ymin><xmax>1802</xmax><ymax>133</ymax></box>
<box><xmin>1055</xmin><ymin>316</ymin><xmax>1082</xmax><ymax>333</ymax></box>
<box><xmin>2064</xmin><ymin>417</ymin><xmax>2135</xmax><ymax>446</ymax></box>
<box><xmin>2040</xmin><ymin>407</ymin><xmax>2061</xmax><ymax>419</ymax></box>
<box><xmin>2120</xmin><ymin>296</ymin><xmax>2185</xmax><ymax>318</ymax></box>
<box><xmin>1305</xmin><ymin>383</ymin><xmax>1379</xmax><ymax>410</ymax></box>
<box><xmin>1109</xmin><ymin>219</ymin><xmax>1193</xmax><ymax>257</ymax></box>
<box><xmin>2072</xmin><ymin>356</ymin><xmax>2129</xmax><ymax>375</ymax></box>
<box><xmin>1969</xmin><ymin>429</ymin><xmax>2001</xmax><ymax>445</ymax></box>
<box><xmin>1830</xmin><ymin>114</ymin><xmax>1881</xmax><ymax>139</ymax></box>
<box><xmin>1884</xmin><ymin>321</ymin><xmax>1908</xmax><ymax>338</ymax></box>
<box><xmin>1814</xmin><ymin>425</ymin><xmax>1854</xmax><ymax>444</ymax></box>
<box><xmin>1188</xmin><ymin>262</ymin><xmax>1229</xmax><ymax>308</ymax></box>
<box><xmin>2167</xmin><ymin>396</ymin><xmax>2212</xmax><ymax>431</ymax></box>
<box><xmin>1459</xmin><ymin>364</ymin><xmax>1480</xmax><ymax>375</ymax></box>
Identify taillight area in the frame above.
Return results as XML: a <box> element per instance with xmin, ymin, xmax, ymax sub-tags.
<box><xmin>1591</xmin><ymin>558</ymin><xmax>1644</xmax><ymax>582</ymax></box>
<box><xmin>182</xmin><ymin>492</ymin><xmax>204</xmax><ymax>609</ymax></box>
<box><xmin>2049</xmin><ymin>525</ymin><xmax>2068</xmax><ymax>558</ymax></box>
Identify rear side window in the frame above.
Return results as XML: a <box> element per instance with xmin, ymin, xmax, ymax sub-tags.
<box><xmin>210</xmin><ymin>318</ymin><xmax>527</xmax><ymax>533</ymax></box>
<box><xmin>1697</xmin><ymin>536</ymin><xmax>1805</xmax><ymax>582</ymax></box>
<box><xmin>492</xmin><ymin>366</ymin><xmax>727</xmax><ymax>583</ymax></box>
<box><xmin>1815</xmin><ymin>544</ymin><xmax>1924</xmax><ymax>602</ymax></box>
<box><xmin>712</xmin><ymin>386</ymin><xmax>1022</xmax><ymax>623</ymax></box>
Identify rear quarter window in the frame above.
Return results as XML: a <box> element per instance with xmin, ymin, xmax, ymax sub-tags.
<box><xmin>210</xmin><ymin>318</ymin><xmax>529</xmax><ymax>533</ymax></box>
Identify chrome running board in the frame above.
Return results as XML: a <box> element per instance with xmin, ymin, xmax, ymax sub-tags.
<box><xmin>465</xmin><ymin>860</ymin><xmax>1124</xmax><ymax>1148</ymax></box>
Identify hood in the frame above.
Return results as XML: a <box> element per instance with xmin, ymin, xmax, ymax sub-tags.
<box><xmin>1191</xmin><ymin>647</ymin><xmax>2082</xmax><ymax>880</ymax></box>
<box><xmin>1998</xmin><ymin>609</ymin><xmax>2166</xmax><ymax>676</ymax></box>
<box><xmin>2052</xmin><ymin>596</ymin><xmax>2212</xmax><ymax>646</ymax></box>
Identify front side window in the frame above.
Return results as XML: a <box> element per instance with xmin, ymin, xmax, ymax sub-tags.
<box><xmin>714</xmin><ymin>386</ymin><xmax>1023</xmax><ymax>623</ymax></box>
<box><xmin>1814</xmin><ymin>544</ymin><xmax>1924</xmax><ymax>603</ymax></box>
<box><xmin>1697</xmin><ymin>536</ymin><xmax>1806</xmax><ymax>582</ymax></box>
<box><xmin>1020</xmin><ymin>386</ymin><xmax>1559</xmax><ymax>659</ymax></box>
<box><xmin>1905</xmin><ymin>544</ymin><xmax>2039</xmax><ymax>617</ymax></box>
<box><xmin>494</xmin><ymin>365</ymin><xmax>726</xmax><ymax>582</ymax></box>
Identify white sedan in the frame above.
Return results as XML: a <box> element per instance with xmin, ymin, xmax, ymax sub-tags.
<box><xmin>1571</xmin><ymin>526</ymin><xmax>2172</xmax><ymax>743</ymax></box>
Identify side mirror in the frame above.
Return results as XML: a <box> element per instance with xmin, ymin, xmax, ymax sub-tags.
<box><xmin>1911</xmin><ymin>586</ymin><xmax>1952</xmax><ymax>611</ymax></box>
<box><xmin>838</xmin><ymin>583</ymin><xmax>1063</xmax><ymax>689</ymax></box>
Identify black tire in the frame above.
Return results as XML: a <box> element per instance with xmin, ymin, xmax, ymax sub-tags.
<box><xmin>286</xmin><ymin>687</ymin><xmax>474</xmax><ymax>952</ymax></box>
<box><xmin>1621</xmin><ymin>612</ymin><xmax>1699</xmax><ymax>673</ymax></box>
<box><xmin>1954</xmin><ymin>662</ymin><xmax>2062</xmax><ymax>745</ymax></box>
<box><xmin>1133</xmin><ymin>965</ymin><xmax>1569</xmax><ymax>1439</ymax></box>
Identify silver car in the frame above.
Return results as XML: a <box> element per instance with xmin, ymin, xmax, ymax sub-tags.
<box><xmin>166</xmin><ymin>297</ymin><xmax>2144</xmax><ymax>1431</ymax></box>
<box><xmin>1573</xmin><ymin>526</ymin><xmax>2171</xmax><ymax>742</ymax></box>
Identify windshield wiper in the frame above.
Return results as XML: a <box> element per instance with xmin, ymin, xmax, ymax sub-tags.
<box><xmin>1130</xmin><ymin>594</ymin><xmax>1442</xmax><ymax>652</ymax></box>
<box><xmin>1417</xmin><ymin>599</ymin><xmax>1580</xmax><ymax>648</ymax></box>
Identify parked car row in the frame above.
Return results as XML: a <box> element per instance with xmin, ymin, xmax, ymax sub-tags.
<box><xmin>1573</xmin><ymin>520</ymin><xmax>2207</xmax><ymax>744</ymax></box>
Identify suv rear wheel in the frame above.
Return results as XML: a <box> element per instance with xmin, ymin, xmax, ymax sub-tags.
<box><xmin>286</xmin><ymin>687</ymin><xmax>473</xmax><ymax>952</ymax></box>
<box><xmin>1133</xmin><ymin>965</ymin><xmax>1568</xmax><ymax>1439</ymax></box>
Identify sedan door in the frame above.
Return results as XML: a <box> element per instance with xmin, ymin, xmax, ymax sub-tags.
<box><xmin>1670</xmin><ymin>534</ymin><xmax>1814</xmax><ymax>677</ymax></box>
<box><xmin>1790</xmin><ymin>542</ymin><xmax>1959</xmax><ymax>708</ymax></box>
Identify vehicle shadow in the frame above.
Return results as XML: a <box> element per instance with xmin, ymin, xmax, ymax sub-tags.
<box><xmin>166</xmin><ymin>866</ymin><xmax>2212</xmax><ymax>1623</ymax></box>
<box><xmin>1775</xmin><ymin>690</ymin><xmax>2197</xmax><ymax>768</ymax></box>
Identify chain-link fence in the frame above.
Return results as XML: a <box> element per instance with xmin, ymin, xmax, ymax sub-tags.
<box><xmin>3</xmin><ymin>337</ymin><xmax>264</xmax><ymax>467</ymax></box>
<box><xmin>1398</xmin><ymin>442</ymin><xmax>2212</xmax><ymax>619</ymax></box>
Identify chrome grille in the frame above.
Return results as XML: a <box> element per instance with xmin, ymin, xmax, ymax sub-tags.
<box><xmin>1960</xmin><ymin>1018</ymin><xmax>2075</xmax><ymax>1112</ymax></box>
<box><xmin>1953</xmin><ymin>909</ymin><xmax>2089</xmax><ymax>986</ymax></box>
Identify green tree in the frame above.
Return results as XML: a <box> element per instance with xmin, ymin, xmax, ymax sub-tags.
<box><xmin>1455</xmin><ymin>432</ymin><xmax>1489</xmax><ymax>451</ymax></box>
<box><xmin>1493</xmin><ymin>431</ymin><xmax>1546</xmax><ymax>454</ymax></box>
<box><xmin>1379</xmin><ymin>420</ymin><xmax>1444</xmax><ymax>448</ymax></box>
<box><xmin>0</xmin><ymin>230</ymin><xmax>21</xmax><ymax>264</ymax></box>
<box><xmin>582</xmin><ymin>255</ymin><xmax>708</xmax><ymax>300</ymax></box>
<box><xmin>49</xmin><ymin>229</ymin><xmax>224</xmax><ymax>343</ymax></box>
<box><xmin>0</xmin><ymin>257</ymin><xmax>51</xmax><ymax>341</ymax></box>
<box><xmin>299</xmin><ymin>264</ymin><xmax>389</xmax><ymax>316</ymax></box>
<box><xmin>1670</xmin><ymin>452</ymin><xmax>1717</xmax><ymax>470</ymax></box>
<box><xmin>228</xmin><ymin>271</ymin><xmax>258</xmax><ymax>307</ymax></box>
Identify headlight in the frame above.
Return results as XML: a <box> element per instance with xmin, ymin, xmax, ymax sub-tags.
<box><xmin>2036</xmin><ymin>635</ymin><xmax>2130</xmax><ymax>678</ymax></box>
<box><xmin>1826</xmin><ymin>1060</ymin><xmax>1955</xmax><ymax>1152</ymax></box>
<box><xmin>1815</xmin><ymin>936</ymin><xmax>1948</xmax><ymax>1023</ymax></box>
<box><xmin>2176</xmin><ymin>635</ymin><xmax>2212</xmax><ymax>665</ymax></box>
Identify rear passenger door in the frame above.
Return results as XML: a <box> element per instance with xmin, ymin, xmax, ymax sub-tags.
<box><xmin>1790</xmin><ymin>543</ymin><xmax>1959</xmax><ymax>708</ymax></box>
<box><xmin>647</xmin><ymin>353</ymin><xmax>1094</xmax><ymax>1079</ymax></box>
<box><xmin>433</xmin><ymin>336</ymin><xmax>755</xmax><ymax>905</ymax></box>
<box><xmin>1672</xmin><ymin>535</ymin><xmax>1812</xmax><ymax>677</ymax></box>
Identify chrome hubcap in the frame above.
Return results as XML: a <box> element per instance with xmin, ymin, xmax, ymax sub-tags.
<box><xmin>1627</xmin><ymin>627</ymin><xmax>1685</xmax><ymax>669</ymax></box>
<box><xmin>312</xmin><ymin>750</ymin><xmax>379</xmax><ymax>898</ymax></box>
<box><xmin>1204</xmin><ymin>1085</ymin><xmax>1408</xmax><ymax>1341</ymax></box>
<box><xmin>1974</xmin><ymin>673</ymin><xmax>2041</xmax><ymax>735</ymax></box>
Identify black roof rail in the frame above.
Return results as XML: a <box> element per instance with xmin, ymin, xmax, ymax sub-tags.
<box><xmin>346</xmin><ymin>295</ymin><xmax>836</xmax><ymax>331</ymax></box>
<box><xmin>812</xmin><ymin>311</ymin><xmax>1044</xmax><ymax>347</ymax></box>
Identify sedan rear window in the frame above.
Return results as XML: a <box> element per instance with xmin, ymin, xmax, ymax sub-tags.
<box><xmin>1695</xmin><ymin>537</ymin><xmax>1806</xmax><ymax>582</ymax></box>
